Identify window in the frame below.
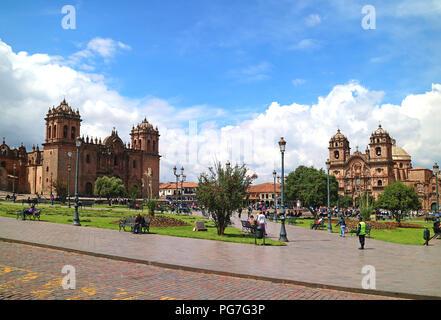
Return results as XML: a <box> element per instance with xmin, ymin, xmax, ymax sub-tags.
<box><xmin>86</xmin><ymin>154</ymin><xmax>90</xmax><ymax>164</ymax></box>
<box><xmin>378</xmin><ymin>180</ymin><xmax>383</xmax><ymax>187</ymax></box>
<box><xmin>0</xmin><ymin>161</ymin><xmax>5</xmax><ymax>168</ymax></box>
<box><xmin>334</xmin><ymin>151</ymin><xmax>339</xmax><ymax>159</ymax></box>
<box><xmin>153</xmin><ymin>140</ymin><xmax>156</xmax><ymax>152</ymax></box>
<box><xmin>46</xmin><ymin>166</ymin><xmax>49</xmax><ymax>172</ymax></box>
<box><xmin>133</xmin><ymin>160</ymin><xmax>136</xmax><ymax>169</ymax></box>
<box><xmin>48</xmin><ymin>126</ymin><xmax>51</xmax><ymax>139</ymax></box>
<box><xmin>147</xmin><ymin>140</ymin><xmax>151</xmax><ymax>152</ymax></box>
<box><xmin>376</xmin><ymin>147</ymin><xmax>381</xmax><ymax>156</ymax></box>
<box><xmin>63</xmin><ymin>125</ymin><xmax>68</xmax><ymax>138</ymax></box>
<box><xmin>114</xmin><ymin>156</ymin><xmax>118</xmax><ymax>166</ymax></box>
<box><xmin>53</xmin><ymin>125</ymin><xmax>57</xmax><ymax>138</ymax></box>
<box><xmin>71</xmin><ymin>127</ymin><xmax>76</xmax><ymax>140</ymax></box>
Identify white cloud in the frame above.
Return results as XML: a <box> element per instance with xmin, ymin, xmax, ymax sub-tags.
<box><xmin>289</xmin><ymin>38</ymin><xmax>321</xmax><ymax>51</ymax></box>
<box><xmin>0</xmin><ymin>39</ymin><xmax>440</xmax><ymax>185</ymax></box>
<box><xmin>292</xmin><ymin>78</ymin><xmax>306</xmax><ymax>86</ymax></box>
<box><xmin>68</xmin><ymin>37</ymin><xmax>131</xmax><ymax>67</ymax></box>
<box><xmin>305</xmin><ymin>14</ymin><xmax>321</xmax><ymax>27</ymax></box>
<box><xmin>226</xmin><ymin>62</ymin><xmax>272</xmax><ymax>82</ymax></box>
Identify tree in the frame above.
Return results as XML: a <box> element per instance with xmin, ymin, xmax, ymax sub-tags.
<box><xmin>129</xmin><ymin>185</ymin><xmax>140</xmax><ymax>201</ymax></box>
<box><xmin>196</xmin><ymin>162</ymin><xmax>256</xmax><ymax>236</ymax></box>
<box><xmin>53</xmin><ymin>180</ymin><xmax>67</xmax><ymax>203</ymax></box>
<box><xmin>146</xmin><ymin>199</ymin><xmax>157</xmax><ymax>216</ymax></box>
<box><xmin>94</xmin><ymin>176</ymin><xmax>126</xmax><ymax>205</ymax></box>
<box><xmin>374</xmin><ymin>181</ymin><xmax>422</xmax><ymax>225</ymax></box>
<box><xmin>285</xmin><ymin>166</ymin><xmax>339</xmax><ymax>208</ymax></box>
<box><xmin>337</xmin><ymin>194</ymin><xmax>353</xmax><ymax>209</ymax></box>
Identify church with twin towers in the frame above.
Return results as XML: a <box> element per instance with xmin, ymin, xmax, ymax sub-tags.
<box><xmin>0</xmin><ymin>99</ymin><xmax>160</xmax><ymax>198</ymax></box>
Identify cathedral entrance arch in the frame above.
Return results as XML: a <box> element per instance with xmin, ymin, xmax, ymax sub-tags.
<box><xmin>85</xmin><ymin>182</ymin><xmax>93</xmax><ymax>196</ymax></box>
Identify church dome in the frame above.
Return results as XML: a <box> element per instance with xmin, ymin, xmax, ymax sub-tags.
<box><xmin>372</xmin><ymin>124</ymin><xmax>388</xmax><ymax>136</ymax></box>
<box><xmin>330</xmin><ymin>129</ymin><xmax>347</xmax><ymax>141</ymax></box>
<box><xmin>392</xmin><ymin>145</ymin><xmax>411</xmax><ymax>161</ymax></box>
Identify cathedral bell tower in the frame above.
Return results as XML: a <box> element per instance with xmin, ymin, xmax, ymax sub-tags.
<box><xmin>130</xmin><ymin>118</ymin><xmax>159</xmax><ymax>154</ymax></box>
<box><xmin>42</xmin><ymin>99</ymin><xmax>81</xmax><ymax>196</ymax></box>
<box><xmin>369</xmin><ymin>124</ymin><xmax>393</xmax><ymax>162</ymax></box>
<box><xmin>329</xmin><ymin>129</ymin><xmax>350</xmax><ymax>165</ymax></box>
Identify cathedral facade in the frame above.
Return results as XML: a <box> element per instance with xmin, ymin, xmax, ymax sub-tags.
<box><xmin>0</xmin><ymin>99</ymin><xmax>160</xmax><ymax>198</ymax></box>
<box><xmin>328</xmin><ymin>125</ymin><xmax>440</xmax><ymax>211</ymax></box>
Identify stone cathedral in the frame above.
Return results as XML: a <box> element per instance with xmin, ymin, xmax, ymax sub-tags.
<box><xmin>0</xmin><ymin>99</ymin><xmax>160</xmax><ymax>198</ymax></box>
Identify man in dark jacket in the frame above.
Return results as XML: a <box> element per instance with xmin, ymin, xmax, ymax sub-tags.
<box><xmin>335</xmin><ymin>215</ymin><xmax>346</xmax><ymax>237</ymax></box>
<box><xmin>133</xmin><ymin>213</ymin><xmax>144</xmax><ymax>234</ymax></box>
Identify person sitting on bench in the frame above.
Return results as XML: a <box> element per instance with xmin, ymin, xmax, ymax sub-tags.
<box><xmin>133</xmin><ymin>213</ymin><xmax>144</xmax><ymax>234</ymax></box>
<box><xmin>311</xmin><ymin>217</ymin><xmax>323</xmax><ymax>230</ymax></box>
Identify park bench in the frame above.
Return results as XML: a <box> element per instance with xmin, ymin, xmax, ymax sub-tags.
<box><xmin>286</xmin><ymin>216</ymin><xmax>297</xmax><ymax>224</ymax></box>
<box><xmin>119</xmin><ymin>216</ymin><xmax>151</xmax><ymax>233</ymax></box>
<box><xmin>127</xmin><ymin>203</ymin><xmax>143</xmax><ymax>211</ymax></box>
<box><xmin>310</xmin><ymin>219</ymin><xmax>326</xmax><ymax>230</ymax></box>
<box><xmin>78</xmin><ymin>200</ymin><xmax>95</xmax><ymax>209</ymax></box>
<box><xmin>241</xmin><ymin>220</ymin><xmax>256</xmax><ymax>234</ymax></box>
<box><xmin>348</xmin><ymin>225</ymin><xmax>372</xmax><ymax>238</ymax></box>
<box><xmin>16</xmin><ymin>208</ymin><xmax>41</xmax><ymax>221</ymax></box>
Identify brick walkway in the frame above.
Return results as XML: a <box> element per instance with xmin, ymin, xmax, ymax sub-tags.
<box><xmin>0</xmin><ymin>242</ymin><xmax>390</xmax><ymax>300</ymax></box>
<box><xmin>0</xmin><ymin>215</ymin><xmax>440</xmax><ymax>299</ymax></box>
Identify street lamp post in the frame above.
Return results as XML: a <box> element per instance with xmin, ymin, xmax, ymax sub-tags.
<box><xmin>173</xmin><ymin>166</ymin><xmax>184</xmax><ymax>214</ymax></box>
<box><xmin>181</xmin><ymin>173</ymin><xmax>186</xmax><ymax>210</ymax></box>
<box><xmin>326</xmin><ymin>159</ymin><xmax>333</xmax><ymax>233</ymax></box>
<box><xmin>273</xmin><ymin>170</ymin><xmax>277</xmax><ymax>222</ymax></box>
<box><xmin>73</xmin><ymin>137</ymin><xmax>81</xmax><ymax>226</ymax></box>
<box><xmin>67</xmin><ymin>152</ymin><xmax>72</xmax><ymax>208</ymax></box>
<box><xmin>278</xmin><ymin>137</ymin><xmax>288</xmax><ymax>242</ymax></box>
<box><xmin>434</xmin><ymin>162</ymin><xmax>440</xmax><ymax>221</ymax></box>
<box><xmin>12</xmin><ymin>163</ymin><xmax>16</xmax><ymax>202</ymax></box>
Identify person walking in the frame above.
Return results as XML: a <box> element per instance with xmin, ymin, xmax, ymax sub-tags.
<box><xmin>335</xmin><ymin>215</ymin><xmax>347</xmax><ymax>237</ymax></box>
<box><xmin>257</xmin><ymin>211</ymin><xmax>268</xmax><ymax>236</ymax></box>
<box><xmin>356</xmin><ymin>217</ymin><xmax>366</xmax><ymax>249</ymax></box>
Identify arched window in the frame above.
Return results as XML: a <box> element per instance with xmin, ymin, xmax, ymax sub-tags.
<box><xmin>86</xmin><ymin>154</ymin><xmax>90</xmax><ymax>164</ymax></box>
<box><xmin>375</xmin><ymin>147</ymin><xmax>381</xmax><ymax>156</ymax></box>
<box><xmin>378</xmin><ymin>180</ymin><xmax>383</xmax><ymax>187</ymax></box>
<box><xmin>139</xmin><ymin>139</ymin><xmax>142</xmax><ymax>149</ymax></box>
<box><xmin>53</xmin><ymin>125</ymin><xmax>57</xmax><ymax>138</ymax></box>
<box><xmin>399</xmin><ymin>163</ymin><xmax>403</xmax><ymax>168</ymax></box>
<box><xmin>153</xmin><ymin>140</ymin><xmax>156</xmax><ymax>152</ymax></box>
<box><xmin>334</xmin><ymin>151</ymin><xmax>339</xmax><ymax>159</ymax></box>
<box><xmin>71</xmin><ymin>127</ymin><xmax>76</xmax><ymax>140</ymax></box>
<box><xmin>48</xmin><ymin>126</ymin><xmax>52</xmax><ymax>139</ymax></box>
<box><xmin>63</xmin><ymin>125</ymin><xmax>68</xmax><ymax>138</ymax></box>
<box><xmin>147</xmin><ymin>140</ymin><xmax>151</xmax><ymax>152</ymax></box>
<box><xmin>134</xmin><ymin>140</ymin><xmax>137</xmax><ymax>149</ymax></box>
<box><xmin>133</xmin><ymin>160</ymin><xmax>136</xmax><ymax>169</ymax></box>
<box><xmin>85</xmin><ymin>182</ymin><xmax>93</xmax><ymax>196</ymax></box>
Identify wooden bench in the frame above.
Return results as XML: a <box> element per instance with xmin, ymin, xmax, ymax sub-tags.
<box><xmin>241</xmin><ymin>220</ymin><xmax>256</xmax><ymax>234</ymax></box>
<box><xmin>16</xmin><ymin>208</ymin><xmax>41</xmax><ymax>221</ymax></box>
<box><xmin>286</xmin><ymin>216</ymin><xmax>297</xmax><ymax>224</ymax></box>
<box><xmin>119</xmin><ymin>216</ymin><xmax>151</xmax><ymax>233</ymax></box>
<box><xmin>310</xmin><ymin>219</ymin><xmax>326</xmax><ymax>230</ymax></box>
<box><xmin>79</xmin><ymin>200</ymin><xmax>95</xmax><ymax>209</ymax></box>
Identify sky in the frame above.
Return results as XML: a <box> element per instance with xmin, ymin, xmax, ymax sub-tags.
<box><xmin>0</xmin><ymin>0</ymin><xmax>440</xmax><ymax>183</ymax></box>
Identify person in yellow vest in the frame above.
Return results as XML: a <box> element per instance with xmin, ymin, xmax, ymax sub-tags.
<box><xmin>356</xmin><ymin>217</ymin><xmax>366</xmax><ymax>250</ymax></box>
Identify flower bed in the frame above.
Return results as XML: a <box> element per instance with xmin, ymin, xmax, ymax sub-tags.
<box><xmin>111</xmin><ymin>215</ymin><xmax>190</xmax><ymax>227</ymax></box>
<box><xmin>344</xmin><ymin>220</ymin><xmax>423</xmax><ymax>230</ymax></box>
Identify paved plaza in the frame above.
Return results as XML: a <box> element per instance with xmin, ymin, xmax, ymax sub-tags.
<box><xmin>0</xmin><ymin>212</ymin><xmax>440</xmax><ymax>299</ymax></box>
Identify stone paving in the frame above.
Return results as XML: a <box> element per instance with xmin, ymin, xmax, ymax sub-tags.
<box><xmin>0</xmin><ymin>212</ymin><xmax>440</xmax><ymax>299</ymax></box>
<box><xmin>0</xmin><ymin>242</ymin><xmax>391</xmax><ymax>300</ymax></box>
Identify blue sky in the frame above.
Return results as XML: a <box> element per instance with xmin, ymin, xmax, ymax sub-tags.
<box><xmin>0</xmin><ymin>0</ymin><xmax>441</xmax><ymax>182</ymax></box>
<box><xmin>2</xmin><ymin>0</ymin><xmax>440</xmax><ymax>118</ymax></box>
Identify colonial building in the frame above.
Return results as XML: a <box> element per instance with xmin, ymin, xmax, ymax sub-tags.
<box><xmin>0</xmin><ymin>99</ymin><xmax>161</xmax><ymax>198</ymax></box>
<box><xmin>328</xmin><ymin>125</ymin><xmax>440</xmax><ymax>211</ymax></box>
<box><xmin>159</xmin><ymin>182</ymin><xmax>198</xmax><ymax>203</ymax></box>
<box><xmin>247</xmin><ymin>182</ymin><xmax>281</xmax><ymax>207</ymax></box>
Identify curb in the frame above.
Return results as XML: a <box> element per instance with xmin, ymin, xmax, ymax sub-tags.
<box><xmin>1</xmin><ymin>237</ymin><xmax>439</xmax><ymax>300</ymax></box>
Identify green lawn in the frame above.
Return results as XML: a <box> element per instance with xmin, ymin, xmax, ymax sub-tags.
<box><xmin>286</xmin><ymin>217</ymin><xmax>433</xmax><ymax>246</ymax></box>
<box><xmin>0</xmin><ymin>203</ymin><xmax>285</xmax><ymax>246</ymax></box>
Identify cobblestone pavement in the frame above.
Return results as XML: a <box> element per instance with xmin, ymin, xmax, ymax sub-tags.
<box><xmin>0</xmin><ymin>242</ymin><xmax>395</xmax><ymax>300</ymax></box>
<box><xmin>0</xmin><ymin>214</ymin><xmax>440</xmax><ymax>299</ymax></box>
